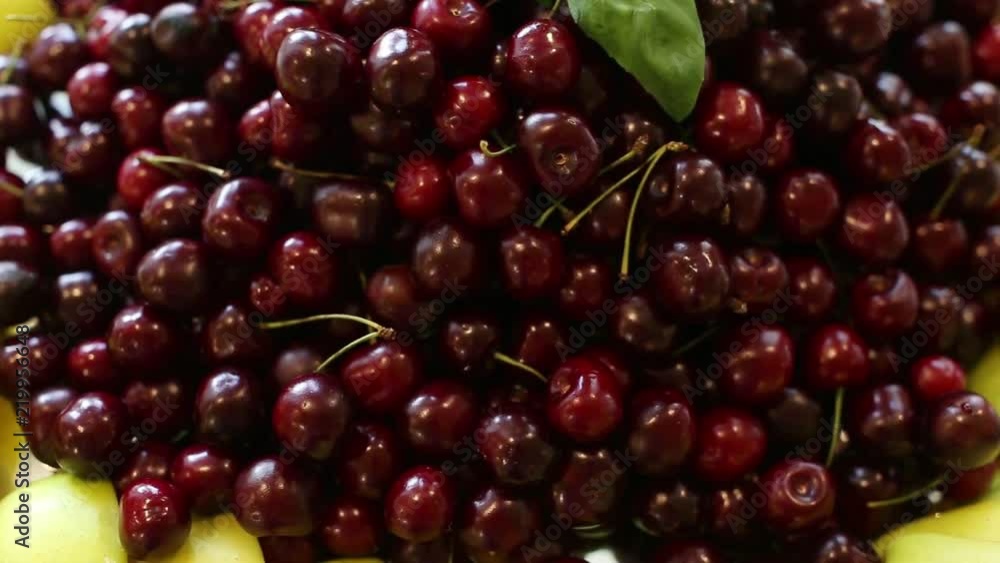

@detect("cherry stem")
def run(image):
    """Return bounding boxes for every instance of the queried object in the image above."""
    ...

[479,139,517,158]
[315,332,382,372]
[867,474,948,509]
[912,124,986,175]
[260,313,391,335]
[671,325,720,358]
[621,142,687,278]
[0,182,23,199]
[599,149,638,177]
[270,158,374,182]
[493,351,547,384]
[139,155,231,180]
[825,387,845,467]
[562,163,647,235]
[548,0,564,17]
[535,199,569,227]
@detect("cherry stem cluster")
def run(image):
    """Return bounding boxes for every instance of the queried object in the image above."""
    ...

[621,142,688,278]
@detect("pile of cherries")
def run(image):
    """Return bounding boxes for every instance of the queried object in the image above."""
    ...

[1,0,1000,561]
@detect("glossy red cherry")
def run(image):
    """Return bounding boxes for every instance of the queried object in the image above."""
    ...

[849,383,916,458]
[499,226,566,300]
[646,153,727,228]
[321,496,382,556]
[506,19,580,100]
[385,466,454,542]
[268,231,339,310]
[403,379,477,457]
[652,237,730,321]
[838,193,910,264]
[150,1,223,63]
[775,169,842,242]
[67,62,119,120]
[203,178,283,259]
[728,247,789,313]
[108,304,180,374]
[552,447,628,528]
[804,324,871,391]
[276,29,362,111]
[195,367,263,447]
[973,24,1000,82]
[694,82,767,165]
[652,540,726,563]
[170,443,238,514]
[760,460,836,533]
[451,149,530,228]
[693,407,767,484]
[519,108,601,198]
[910,356,967,403]
[633,480,702,539]
[433,76,506,150]
[925,391,1000,470]
[202,302,273,367]
[26,387,76,467]
[478,406,558,486]
[411,219,485,295]
[114,441,173,493]
[273,373,351,460]
[816,0,892,60]
[162,99,235,166]
[122,378,192,443]
[850,269,919,340]
[411,0,492,59]
[335,422,402,500]
[340,341,422,414]
[718,326,795,406]
[628,388,695,476]
[909,21,973,94]
[547,356,625,443]
[234,456,316,536]
[53,392,128,476]
[137,239,211,313]
[368,28,441,110]
[844,119,913,186]
[459,486,541,562]
[67,338,124,391]
[111,87,168,150]
[312,180,395,246]
[259,5,325,69]
[26,23,88,89]
[119,478,191,559]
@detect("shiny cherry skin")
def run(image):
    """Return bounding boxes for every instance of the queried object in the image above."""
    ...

[106,13,158,80]
[0,85,38,146]
[385,466,454,542]
[206,51,267,113]
[838,193,910,264]
[893,112,949,168]
[786,258,837,322]
[911,218,969,275]
[646,153,727,227]
[26,23,88,89]
[910,356,967,403]
[579,185,631,246]
[728,247,788,313]
[335,422,402,500]
[434,76,505,150]
[170,443,238,514]
[259,6,325,69]
[162,99,235,166]
[338,0,410,46]
[552,447,628,527]
[871,72,915,116]
[412,0,492,59]
[107,304,181,375]
[53,392,128,476]
[411,219,485,295]
[268,231,338,309]
[122,378,192,442]
[340,341,422,414]
[22,169,73,226]
[816,0,892,60]
[119,478,191,559]
[766,387,824,451]
[151,1,223,63]
[111,87,168,150]
[849,383,916,458]
[558,256,612,322]
[653,540,726,563]
[519,108,601,198]
[140,182,202,242]
[203,178,282,260]
[48,219,94,270]
[611,292,678,356]
[239,99,274,157]
[807,71,864,138]
[628,388,695,476]
[117,149,173,211]
[835,461,901,538]
[366,264,423,329]
[725,174,768,235]
[312,180,394,246]
[368,28,441,110]
[269,90,329,161]
[0,261,40,328]
[506,19,580,100]
[202,302,273,367]
[459,486,541,562]
[704,483,758,544]
[844,119,913,187]
[719,326,795,406]
[510,313,569,376]
[274,373,351,460]
[26,387,76,467]
[276,29,362,111]
[760,460,836,533]
[137,239,211,313]
[547,356,624,443]
[235,1,283,65]
[748,30,808,105]
[478,407,558,486]
[973,24,1000,82]
[499,226,565,300]
[403,379,477,457]
[439,310,500,374]
[949,461,999,503]
[234,456,316,536]
[633,480,702,538]
[67,62,119,120]
[652,237,730,321]
[321,496,383,556]
[694,82,767,165]
[804,324,871,391]
[694,407,767,484]
[451,149,530,228]
[393,158,452,223]
[349,100,418,154]
[0,225,42,265]
[850,269,918,339]
[926,391,1000,470]
[114,441,173,492]
[271,343,324,389]
[775,169,842,242]
[2,336,62,395]
[67,338,124,391]
[909,21,973,94]
[195,367,263,447]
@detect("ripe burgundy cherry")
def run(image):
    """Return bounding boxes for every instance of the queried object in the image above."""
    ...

[775,169,842,242]
[611,292,678,356]
[719,326,795,406]
[548,356,625,443]
[269,231,339,309]
[728,247,789,313]
[849,383,916,458]
[119,478,191,559]
[839,193,910,264]
[108,304,180,374]
[151,1,223,63]
[451,149,530,228]
[816,0,892,60]
[910,21,973,94]
[393,158,452,222]
[459,486,541,562]
[335,422,402,500]
[137,239,211,313]
[411,219,485,295]
[412,0,492,59]
[646,153,727,227]
[259,5,326,70]
[276,29,362,111]
[274,373,352,460]
[162,99,235,166]
[403,379,478,456]
[805,324,871,391]
[694,82,766,164]
[761,460,836,533]
[478,406,558,486]
[67,62,119,120]
[652,236,730,321]
[506,19,580,100]
[628,388,695,476]
[114,442,173,492]
[694,407,767,484]
[368,28,441,110]
[519,108,601,198]
[925,391,1000,470]
[807,71,864,138]
[340,341,423,413]
[26,387,76,467]
[112,87,168,150]
[26,23,88,89]
[385,466,455,542]
[312,180,395,246]
[552,447,628,528]
[234,456,316,536]
[170,444,238,513]
[434,76,505,150]
[203,178,282,259]
[850,269,919,339]
[499,227,565,300]
[67,338,124,391]
[53,392,128,476]
[321,496,383,556]
[195,367,263,447]
[910,356,967,403]
[633,480,702,538]
[724,174,767,233]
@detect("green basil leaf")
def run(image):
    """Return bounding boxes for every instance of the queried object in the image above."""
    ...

[568,0,705,121]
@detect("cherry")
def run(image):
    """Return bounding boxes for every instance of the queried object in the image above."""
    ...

[804,324,871,391]
[634,480,702,538]
[67,62,119,120]
[775,169,842,242]
[940,80,1000,135]
[137,239,211,313]
[273,373,351,460]
[871,72,915,117]
[760,460,836,534]
[816,0,892,60]
[459,486,542,561]
[107,14,159,80]
[109,302,181,373]
[195,367,264,448]
[434,76,506,150]
[973,24,1000,82]
[339,0,411,48]
[53,392,128,476]
[67,338,124,391]
[268,231,339,310]
[412,0,492,59]
[836,461,901,538]
[838,193,910,264]
[412,219,485,295]
[611,292,678,356]
[916,285,966,355]
[0,85,38,146]
[276,29,362,111]
[910,356,967,403]
[646,153,727,227]
[848,383,916,458]
[122,378,192,442]
[479,406,558,486]
[909,21,973,94]
[911,218,969,275]
[151,2,223,63]
[162,99,235,166]
[893,112,949,168]
[234,456,316,536]
[0,261,40,328]
[728,247,789,313]
[239,99,274,158]
[949,461,998,503]
[203,302,273,367]
[365,264,422,329]
[385,466,454,542]
[26,387,76,467]
[552,447,628,528]
[926,391,1000,470]
[50,119,120,184]
[719,326,795,405]
[335,422,402,500]
[628,388,695,476]
[851,271,919,344]
[812,532,880,563]
[26,23,88,89]
[653,540,726,563]
[694,82,767,164]
[139,183,202,242]
[652,236,731,321]
[694,407,767,484]
[0,55,27,87]
[0,171,24,224]
[519,108,602,198]
[111,87,168,151]
[206,51,266,114]
[235,1,283,65]
[367,28,441,110]
[807,71,863,138]
[203,178,282,259]
[506,19,580,100]
[548,356,625,443]
[499,226,565,300]
[114,441,173,492]
[22,170,73,226]
[558,256,612,322]
[394,158,452,222]
[119,478,191,559]
[312,180,395,246]
[438,310,500,374]
[171,443,238,513]
[48,220,92,272]
[451,148,530,228]
[845,119,913,187]
[704,483,758,544]
[270,90,332,162]
[403,379,477,457]
[2,336,62,396]
[260,6,326,70]
[748,30,809,105]
[259,536,316,563]
[340,341,422,413]
[696,0,750,42]
[0,224,42,265]
[321,496,383,556]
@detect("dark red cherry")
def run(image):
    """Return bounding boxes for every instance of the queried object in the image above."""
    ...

[111,87,168,151]
[234,456,316,536]
[510,313,568,377]
[26,387,76,467]
[365,264,423,329]
[693,407,767,484]
[394,158,452,222]
[26,23,87,89]
[760,460,836,533]
[911,218,969,275]
[411,219,485,295]
[312,180,395,246]
[646,153,727,227]
[0,262,39,328]
[775,169,842,242]
[611,293,678,356]
[162,99,235,166]
[628,388,695,476]
[203,178,282,260]
[270,90,328,162]
[558,256,612,322]
[719,326,795,406]
[151,2,223,63]
[53,392,128,476]
[239,99,274,158]
[137,239,211,313]
[478,406,558,486]
[696,0,749,41]
[973,24,1000,82]
[114,441,173,492]
[195,367,263,447]
[519,108,601,198]
[335,422,402,500]
[893,112,949,169]
[106,13,158,80]
[0,85,38,147]
[259,5,325,70]
[552,448,628,528]
[412,0,492,59]
[259,536,316,563]
[451,149,530,228]
[652,237,730,321]
[117,149,173,211]
[385,466,454,542]
[391,536,452,563]
[321,496,382,556]
[22,169,73,226]
[340,341,422,414]
[268,231,339,309]
[848,383,916,458]
[850,269,919,339]
[367,28,441,110]
[870,72,915,117]
[439,311,500,374]
[506,19,580,100]
[202,302,273,367]
[276,29,362,111]
[747,30,808,105]
[50,120,120,183]
[805,324,871,391]
[694,82,766,165]
[766,387,823,450]
[786,257,837,322]
[926,391,1000,470]
[271,343,324,390]
[206,51,267,113]
[704,483,758,544]
[459,486,541,562]
[171,443,238,514]
[949,461,998,503]
[122,378,192,442]
[816,0,892,60]
[339,0,410,48]
[838,193,910,264]
[1,335,62,396]
[119,478,191,559]
[910,356,967,403]
[728,247,788,313]
[813,532,883,563]
[67,338,124,391]
[0,224,42,265]
[433,76,505,150]
[807,70,864,138]
[835,461,901,538]
[67,62,119,120]
[273,373,351,460]
[139,183,202,242]
[403,379,477,457]
[235,1,283,65]
[633,480,702,538]
[547,356,624,443]
[845,119,913,187]
[909,21,973,94]
[108,304,180,374]
[499,226,565,300]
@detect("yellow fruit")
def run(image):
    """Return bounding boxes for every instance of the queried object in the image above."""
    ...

[0,398,56,499]
[969,344,1000,411]
[0,472,127,563]
[882,533,1000,563]
[148,513,264,563]
[0,0,56,53]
